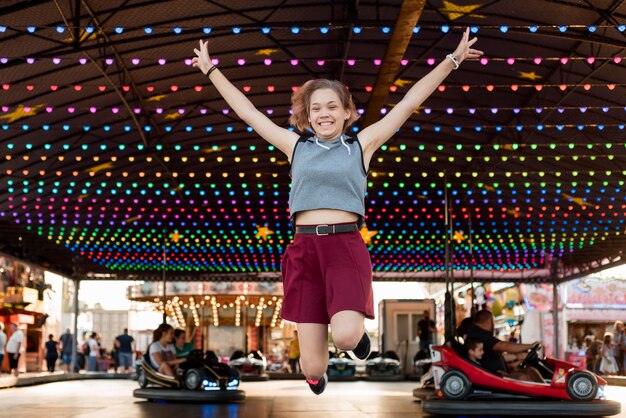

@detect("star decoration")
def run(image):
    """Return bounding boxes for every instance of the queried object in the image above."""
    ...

[256,49,279,56]
[507,208,522,216]
[562,193,593,208]
[64,29,104,43]
[85,162,114,173]
[360,225,378,245]
[0,104,44,123]
[256,225,274,241]
[518,71,542,81]
[394,79,413,87]
[438,1,485,21]
[146,94,169,102]
[170,232,181,243]
[453,230,466,244]
[388,102,421,114]
[204,146,225,154]
[164,112,182,120]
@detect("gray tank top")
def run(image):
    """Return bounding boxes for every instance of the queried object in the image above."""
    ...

[289,134,367,224]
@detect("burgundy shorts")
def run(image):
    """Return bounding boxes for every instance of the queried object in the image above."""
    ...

[280,227,375,324]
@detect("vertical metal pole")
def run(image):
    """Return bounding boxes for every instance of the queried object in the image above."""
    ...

[200,305,205,350]
[71,278,80,373]
[443,174,455,343]
[553,279,559,359]
[162,245,167,324]
[242,304,247,352]
[469,213,475,313]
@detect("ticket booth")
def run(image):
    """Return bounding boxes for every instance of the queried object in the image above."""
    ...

[378,299,436,374]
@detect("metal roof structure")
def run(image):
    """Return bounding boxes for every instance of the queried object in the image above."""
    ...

[1,0,625,283]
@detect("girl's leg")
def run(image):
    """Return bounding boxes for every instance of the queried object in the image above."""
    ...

[297,323,328,380]
[330,310,365,351]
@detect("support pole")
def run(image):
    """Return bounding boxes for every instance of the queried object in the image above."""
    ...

[162,245,167,324]
[469,213,475,314]
[553,278,559,359]
[444,174,455,343]
[71,278,80,373]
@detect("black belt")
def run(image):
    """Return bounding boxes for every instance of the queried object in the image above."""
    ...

[295,223,359,236]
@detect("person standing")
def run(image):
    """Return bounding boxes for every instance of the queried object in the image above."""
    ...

[44,334,59,372]
[114,328,135,373]
[417,310,436,353]
[288,330,301,374]
[6,323,24,377]
[86,332,100,372]
[59,328,74,373]
[192,28,482,396]
[0,322,6,375]
[613,321,625,375]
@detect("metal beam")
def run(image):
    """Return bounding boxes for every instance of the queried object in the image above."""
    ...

[361,0,426,128]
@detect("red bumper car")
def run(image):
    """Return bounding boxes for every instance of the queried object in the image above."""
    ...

[422,343,621,416]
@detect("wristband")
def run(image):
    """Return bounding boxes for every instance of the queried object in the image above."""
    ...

[446,53,460,70]
[206,66,218,77]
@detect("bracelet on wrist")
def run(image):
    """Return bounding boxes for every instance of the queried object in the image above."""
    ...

[446,53,460,70]
[206,66,218,77]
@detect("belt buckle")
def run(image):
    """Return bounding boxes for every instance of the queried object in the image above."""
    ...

[315,224,329,236]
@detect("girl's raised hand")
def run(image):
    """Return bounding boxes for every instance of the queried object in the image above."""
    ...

[192,40,212,75]
[452,27,484,64]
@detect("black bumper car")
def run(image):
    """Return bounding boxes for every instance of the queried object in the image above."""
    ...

[363,350,404,381]
[134,349,245,402]
[229,350,269,381]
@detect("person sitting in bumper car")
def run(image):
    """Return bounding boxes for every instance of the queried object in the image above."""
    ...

[466,310,543,383]
[149,324,186,377]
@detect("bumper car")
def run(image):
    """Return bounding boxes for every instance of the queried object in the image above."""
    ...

[134,349,245,402]
[327,350,357,381]
[363,351,404,381]
[422,343,621,416]
[410,348,432,379]
[229,350,269,381]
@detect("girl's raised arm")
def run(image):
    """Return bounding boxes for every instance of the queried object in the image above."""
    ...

[193,40,299,157]
[359,28,483,157]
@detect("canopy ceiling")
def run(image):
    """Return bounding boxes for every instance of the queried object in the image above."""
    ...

[1,0,625,283]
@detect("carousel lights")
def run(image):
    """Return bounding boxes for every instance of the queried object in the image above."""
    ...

[0,23,624,34]
[0,54,623,68]
[270,299,282,327]
[9,103,624,116]
[190,296,200,327]
[0,80,623,93]
[211,297,219,326]
[254,297,265,327]
[0,121,624,134]
[235,298,241,327]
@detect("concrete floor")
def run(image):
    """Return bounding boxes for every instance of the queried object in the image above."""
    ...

[1,379,625,418]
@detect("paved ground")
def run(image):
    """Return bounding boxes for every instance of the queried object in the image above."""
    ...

[0,379,625,418]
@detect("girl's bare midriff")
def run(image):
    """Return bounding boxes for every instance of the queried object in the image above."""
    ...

[295,208,359,226]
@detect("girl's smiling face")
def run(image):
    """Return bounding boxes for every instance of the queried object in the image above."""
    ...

[308,88,349,140]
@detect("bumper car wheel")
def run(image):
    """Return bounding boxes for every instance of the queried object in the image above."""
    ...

[137,368,148,388]
[440,370,472,400]
[566,370,598,401]
[184,369,201,390]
